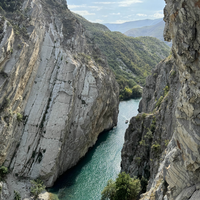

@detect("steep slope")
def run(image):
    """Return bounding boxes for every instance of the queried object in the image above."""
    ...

[125,21,172,47]
[121,0,200,199]
[0,0,119,199]
[73,14,170,100]
[104,18,163,33]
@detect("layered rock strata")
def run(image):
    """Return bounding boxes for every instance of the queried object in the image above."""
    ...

[121,0,200,199]
[0,0,119,198]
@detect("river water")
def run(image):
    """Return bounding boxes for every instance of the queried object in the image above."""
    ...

[49,99,140,200]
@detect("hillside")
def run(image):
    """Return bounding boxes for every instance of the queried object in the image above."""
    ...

[73,14,170,100]
[124,21,172,47]
[104,18,163,33]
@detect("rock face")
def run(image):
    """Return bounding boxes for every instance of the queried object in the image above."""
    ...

[121,0,200,199]
[0,0,119,196]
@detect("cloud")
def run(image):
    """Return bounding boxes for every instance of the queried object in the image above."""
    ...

[68,5,102,11]
[72,10,95,16]
[112,20,128,24]
[111,12,121,15]
[94,2,115,4]
[91,19,104,23]
[152,10,164,18]
[68,5,86,9]
[119,0,143,7]
[94,0,142,7]
[137,13,147,17]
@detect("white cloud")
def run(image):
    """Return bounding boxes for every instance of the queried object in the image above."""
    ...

[119,0,143,7]
[113,20,129,24]
[68,5,86,9]
[72,10,95,16]
[94,2,115,4]
[91,19,104,23]
[111,12,121,15]
[152,10,164,18]
[137,13,147,17]
[68,5,102,11]
[94,0,142,7]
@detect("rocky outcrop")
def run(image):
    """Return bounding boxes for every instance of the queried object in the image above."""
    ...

[0,0,119,198]
[121,0,200,199]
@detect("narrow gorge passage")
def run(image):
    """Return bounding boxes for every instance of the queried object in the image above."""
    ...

[49,99,140,200]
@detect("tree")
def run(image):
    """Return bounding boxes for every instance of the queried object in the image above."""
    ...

[115,172,141,200]
[101,172,141,200]
[101,180,116,200]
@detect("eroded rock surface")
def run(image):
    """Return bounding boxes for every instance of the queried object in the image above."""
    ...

[0,0,119,198]
[121,0,200,199]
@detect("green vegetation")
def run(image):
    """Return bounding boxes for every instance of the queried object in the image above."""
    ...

[155,96,163,108]
[0,166,8,181]
[164,86,169,96]
[150,116,156,132]
[101,172,141,200]
[170,70,176,77]
[145,129,153,139]
[17,113,23,121]
[30,179,46,199]
[73,13,170,100]
[151,141,161,154]
[0,0,24,12]
[119,85,142,100]
[165,139,169,147]
[14,190,21,200]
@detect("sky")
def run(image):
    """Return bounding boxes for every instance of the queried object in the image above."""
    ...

[67,0,166,24]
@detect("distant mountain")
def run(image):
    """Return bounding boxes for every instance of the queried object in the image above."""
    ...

[104,18,163,33]
[73,13,170,100]
[124,21,172,47]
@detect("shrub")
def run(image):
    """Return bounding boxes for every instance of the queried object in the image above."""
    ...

[0,166,8,181]
[141,113,146,119]
[164,86,169,96]
[145,129,153,139]
[135,115,140,121]
[14,190,21,200]
[30,179,46,199]
[17,113,23,121]
[165,139,169,147]
[155,96,163,108]
[170,70,176,77]
[139,139,146,146]
[151,141,161,154]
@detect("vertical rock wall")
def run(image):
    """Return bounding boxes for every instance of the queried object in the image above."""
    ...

[0,0,119,195]
[122,0,200,199]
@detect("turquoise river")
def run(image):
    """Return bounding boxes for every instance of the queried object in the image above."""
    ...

[49,99,140,200]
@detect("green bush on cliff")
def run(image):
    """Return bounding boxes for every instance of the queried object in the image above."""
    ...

[0,166,8,181]
[14,190,21,200]
[30,179,46,199]
[101,172,141,200]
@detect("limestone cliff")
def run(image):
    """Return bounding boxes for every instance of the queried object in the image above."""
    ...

[0,0,119,199]
[121,0,200,199]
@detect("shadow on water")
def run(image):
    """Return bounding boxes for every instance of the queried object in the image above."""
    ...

[48,129,111,193]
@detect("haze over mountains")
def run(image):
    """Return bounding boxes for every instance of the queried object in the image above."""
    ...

[104,19,172,47]
[104,18,163,33]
